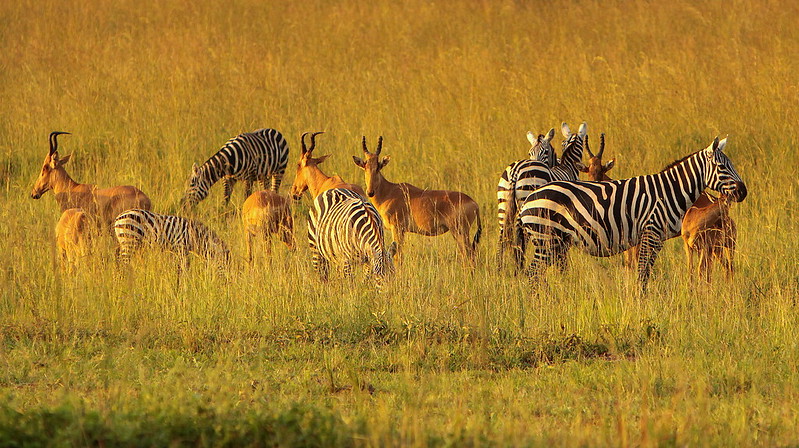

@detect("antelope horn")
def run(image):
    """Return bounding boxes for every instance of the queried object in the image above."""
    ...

[598,133,606,158]
[309,131,324,153]
[49,131,71,156]
[300,132,309,155]
[362,136,370,155]
[584,134,595,158]
[376,136,383,156]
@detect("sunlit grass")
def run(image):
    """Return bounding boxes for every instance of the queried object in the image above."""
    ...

[1,0,799,445]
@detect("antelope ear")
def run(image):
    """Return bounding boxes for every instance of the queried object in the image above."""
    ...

[575,161,588,173]
[561,122,571,138]
[57,153,72,166]
[717,137,728,152]
[316,154,331,164]
[380,156,391,168]
[545,128,555,142]
[604,159,615,171]
[352,156,365,168]
[526,131,537,146]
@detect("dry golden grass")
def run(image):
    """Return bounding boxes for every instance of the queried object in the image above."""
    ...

[1,0,799,445]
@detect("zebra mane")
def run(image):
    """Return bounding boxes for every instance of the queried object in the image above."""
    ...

[660,150,700,172]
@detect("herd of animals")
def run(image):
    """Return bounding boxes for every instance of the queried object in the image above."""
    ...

[29,123,747,292]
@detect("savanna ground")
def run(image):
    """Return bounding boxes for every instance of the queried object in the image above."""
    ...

[1,0,799,446]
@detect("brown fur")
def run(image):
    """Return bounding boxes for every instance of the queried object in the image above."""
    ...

[242,190,295,262]
[353,136,482,265]
[289,132,366,200]
[682,194,737,282]
[30,133,151,228]
[55,208,93,268]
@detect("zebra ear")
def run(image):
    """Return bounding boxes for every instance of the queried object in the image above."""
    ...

[352,156,365,168]
[527,131,537,146]
[545,128,555,142]
[578,122,588,137]
[192,163,200,176]
[717,137,728,152]
[561,122,571,138]
[704,137,719,157]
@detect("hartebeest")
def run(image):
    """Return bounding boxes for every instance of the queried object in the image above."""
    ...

[290,132,366,200]
[682,193,737,282]
[30,132,152,228]
[55,208,93,269]
[352,136,482,264]
[242,190,295,263]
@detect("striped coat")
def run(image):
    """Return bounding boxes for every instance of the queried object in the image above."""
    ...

[183,128,289,207]
[496,124,587,271]
[308,188,394,288]
[519,137,747,290]
[114,209,230,276]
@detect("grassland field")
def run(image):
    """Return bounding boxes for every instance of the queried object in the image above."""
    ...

[1,0,799,446]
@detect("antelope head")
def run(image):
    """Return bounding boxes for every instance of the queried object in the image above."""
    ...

[576,133,615,181]
[31,131,72,199]
[290,131,329,200]
[352,136,389,198]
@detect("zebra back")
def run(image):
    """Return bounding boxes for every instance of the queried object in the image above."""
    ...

[183,128,289,206]
[308,188,393,286]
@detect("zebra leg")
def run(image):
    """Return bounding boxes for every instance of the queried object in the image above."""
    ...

[512,220,527,274]
[342,260,354,279]
[222,176,237,205]
[526,243,556,288]
[270,171,283,192]
[312,251,329,282]
[636,229,664,292]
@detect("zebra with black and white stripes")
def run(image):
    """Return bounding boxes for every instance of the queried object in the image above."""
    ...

[114,209,230,277]
[308,188,395,289]
[182,128,289,208]
[519,137,747,290]
[496,123,588,271]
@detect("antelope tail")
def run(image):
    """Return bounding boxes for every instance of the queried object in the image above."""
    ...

[473,207,483,251]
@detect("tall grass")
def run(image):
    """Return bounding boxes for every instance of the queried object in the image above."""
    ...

[1,0,799,445]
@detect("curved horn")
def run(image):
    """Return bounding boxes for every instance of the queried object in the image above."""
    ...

[375,136,383,156]
[309,131,324,153]
[49,131,71,156]
[300,132,309,155]
[584,134,595,158]
[598,133,606,158]
[362,136,370,155]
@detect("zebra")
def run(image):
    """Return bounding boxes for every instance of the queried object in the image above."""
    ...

[114,209,230,277]
[496,122,588,272]
[519,136,747,291]
[308,187,395,289]
[182,128,289,208]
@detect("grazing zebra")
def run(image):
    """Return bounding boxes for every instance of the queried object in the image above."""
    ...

[182,128,289,208]
[519,137,747,291]
[496,123,588,271]
[308,187,395,289]
[114,209,230,277]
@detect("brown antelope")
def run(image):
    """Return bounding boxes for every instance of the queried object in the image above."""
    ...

[30,132,152,228]
[290,131,366,200]
[242,190,295,263]
[55,208,93,268]
[682,193,737,282]
[352,136,482,264]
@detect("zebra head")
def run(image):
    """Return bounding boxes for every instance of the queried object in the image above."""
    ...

[703,137,747,202]
[527,128,557,168]
[181,163,210,209]
[290,131,328,200]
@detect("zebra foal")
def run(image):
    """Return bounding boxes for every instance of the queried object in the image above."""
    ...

[114,209,230,277]
[519,137,747,291]
[182,128,289,208]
